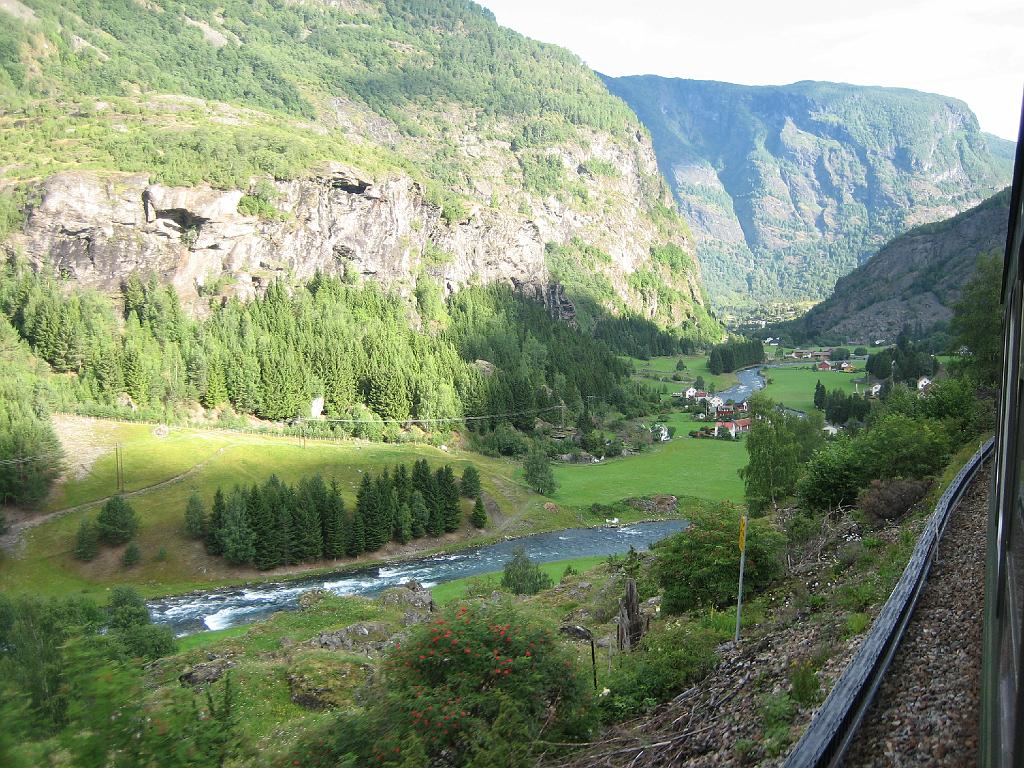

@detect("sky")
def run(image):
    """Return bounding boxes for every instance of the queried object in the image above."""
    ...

[481,0,1024,140]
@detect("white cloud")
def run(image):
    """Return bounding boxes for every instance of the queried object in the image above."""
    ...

[481,0,1023,139]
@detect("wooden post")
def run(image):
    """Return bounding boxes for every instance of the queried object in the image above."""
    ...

[617,578,644,652]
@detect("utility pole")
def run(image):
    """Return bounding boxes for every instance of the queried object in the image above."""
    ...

[735,514,747,643]
[114,443,125,493]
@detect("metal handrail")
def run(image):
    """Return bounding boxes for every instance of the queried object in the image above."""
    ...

[783,437,995,768]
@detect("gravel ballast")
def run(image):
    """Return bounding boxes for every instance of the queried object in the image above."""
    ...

[844,467,990,767]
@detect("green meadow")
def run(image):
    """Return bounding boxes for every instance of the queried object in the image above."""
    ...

[761,366,863,413]
[552,436,746,507]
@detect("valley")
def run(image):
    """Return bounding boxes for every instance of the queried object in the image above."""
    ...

[0,0,1016,766]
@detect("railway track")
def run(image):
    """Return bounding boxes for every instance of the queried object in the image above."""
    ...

[783,438,993,768]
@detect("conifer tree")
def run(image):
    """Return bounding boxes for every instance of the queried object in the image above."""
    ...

[322,481,346,559]
[97,495,139,545]
[184,491,207,540]
[471,496,487,529]
[205,487,226,555]
[348,505,366,556]
[396,503,413,544]
[427,495,445,538]
[121,542,141,568]
[74,517,99,561]
[409,490,428,539]
[221,488,255,566]
[460,465,481,498]
[248,484,278,570]
[436,465,461,532]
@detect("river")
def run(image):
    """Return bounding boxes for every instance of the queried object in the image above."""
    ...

[714,366,766,403]
[149,519,689,636]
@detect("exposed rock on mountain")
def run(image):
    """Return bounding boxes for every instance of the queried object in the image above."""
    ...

[787,189,1010,342]
[0,0,717,337]
[602,76,1013,311]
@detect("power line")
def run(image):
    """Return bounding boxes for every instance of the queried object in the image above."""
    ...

[310,404,566,426]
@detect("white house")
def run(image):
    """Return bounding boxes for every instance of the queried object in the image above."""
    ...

[868,383,883,397]
[685,386,698,399]
[708,395,724,410]
[917,376,933,392]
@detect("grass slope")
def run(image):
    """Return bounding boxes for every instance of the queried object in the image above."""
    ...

[552,437,745,507]
[2,416,748,599]
[762,367,861,414]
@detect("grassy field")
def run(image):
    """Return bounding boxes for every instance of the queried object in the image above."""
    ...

[762,366,863,413]
[430,555,607,605]
[1,418,557,600]
[2,413,746,600]
[552,436,746,507]
[628,355,739,394]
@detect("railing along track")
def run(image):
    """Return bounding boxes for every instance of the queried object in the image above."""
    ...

[783,437,995,768]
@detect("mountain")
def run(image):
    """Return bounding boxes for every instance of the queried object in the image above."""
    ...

[0,0,718,341]
[783,188,1010,343]
[601,76,1013,313]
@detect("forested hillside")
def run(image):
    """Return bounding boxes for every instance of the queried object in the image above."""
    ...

[602,76,1012,313]
[783,189,1010,344]
[0,0,717,334]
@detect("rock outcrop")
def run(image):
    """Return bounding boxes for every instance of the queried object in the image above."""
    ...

[788,188,1010,342]
[602,76,1013,309]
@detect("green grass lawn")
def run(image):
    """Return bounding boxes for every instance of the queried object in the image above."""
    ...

[627,355,739,393]
[552,436,746,507]
[761,366,862,413]
[430,555,607,605]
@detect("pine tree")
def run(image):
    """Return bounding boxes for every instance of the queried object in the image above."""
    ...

[471,496,487,529]
[206,487,226,555]
[427,495,445,537]
[121,542,141,568]
[409,490,428,539]
[322,481,346,559]
[396,503,413,544]
[436,465,461,533]
[221,488,255,566]
[74,517,99,561]
[97,495,139,545]
[356,473,380,550]
[248,483,278,570]
[460,465,481,498]
[203,357,228,408]
[184,491,207,539]
[348,504,366,556]
[813,380,826,410]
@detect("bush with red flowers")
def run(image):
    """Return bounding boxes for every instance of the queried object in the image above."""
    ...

[288,601,595,767]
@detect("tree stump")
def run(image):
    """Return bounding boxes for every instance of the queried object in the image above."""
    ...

[617,578,644,652]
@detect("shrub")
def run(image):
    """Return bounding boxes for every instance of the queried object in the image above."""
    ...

[96,495,139,545]
[761,692,796,757]
[654,505,786,613]
[600,622,719,720]
[789,659,820,707]
[120,543,140,568]
[320,603,595,766]
[501,547,552,595]
[857,478,931,523]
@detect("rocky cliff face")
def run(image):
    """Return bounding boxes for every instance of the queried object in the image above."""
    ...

[788,189,1010,342]
[11,122,708,328]
[602,76,1013,312]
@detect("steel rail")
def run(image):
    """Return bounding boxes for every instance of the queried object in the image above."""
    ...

[783,436,995,768]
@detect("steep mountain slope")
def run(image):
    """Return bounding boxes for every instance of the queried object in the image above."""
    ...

[601,76,1013,312]
[786,188,1010,343]
[0,0,718,339]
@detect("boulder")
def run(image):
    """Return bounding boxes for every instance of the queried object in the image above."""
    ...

[179,658,233,687]
[379,580,435,615]
[308,620,394,655]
